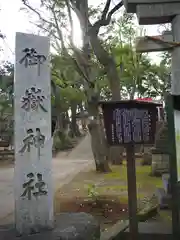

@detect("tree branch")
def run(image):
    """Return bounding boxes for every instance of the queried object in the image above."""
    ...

[29,21,62,49]
[64,0,74,45]
[101,0,111,21]
[91,0,123,35]
[22,0,54,27]
[107,1,123,20]
[22,0,98,88]
[50,5,67,52]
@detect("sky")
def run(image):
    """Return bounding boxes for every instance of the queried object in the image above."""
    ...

[0,0,161,63]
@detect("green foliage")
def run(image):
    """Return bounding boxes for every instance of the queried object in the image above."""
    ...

[0,62,14,141]
[0,5,170,152]
[103,10,170,100]
[87,184,99,201]
[0,62,13,115]
[53,129,74,151]
[103,164,162,188]
[22,1,170,106]
[51,54,86,112]
[98,39,169,100]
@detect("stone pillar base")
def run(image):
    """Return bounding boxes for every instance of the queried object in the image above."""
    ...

[151,149,169,176]
[0,213,100,240]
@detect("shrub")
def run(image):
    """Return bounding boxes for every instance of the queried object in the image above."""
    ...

[53,129,74,152]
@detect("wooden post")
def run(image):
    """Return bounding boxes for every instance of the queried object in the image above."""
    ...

[126,144,138,240]
[14,32,53,235]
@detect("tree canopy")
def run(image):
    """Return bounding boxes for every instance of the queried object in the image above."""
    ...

[0,0,170,171]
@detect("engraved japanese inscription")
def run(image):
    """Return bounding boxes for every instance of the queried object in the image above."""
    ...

[19,48,46,76]
[21,172,48,200]
[21,87,47,112]
[101,101,158,145]
[14,33,53,234]
[19,128,45,159]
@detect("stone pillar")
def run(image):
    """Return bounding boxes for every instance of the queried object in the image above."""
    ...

[156,173,172,209]
[141,144,152,166]
[151,123,169,176]
[14,32,53,235]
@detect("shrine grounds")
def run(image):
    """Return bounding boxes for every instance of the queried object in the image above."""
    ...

[54,159,172,231]
[0,134,172,234]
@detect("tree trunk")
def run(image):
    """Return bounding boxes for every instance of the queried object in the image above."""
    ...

[70,102,81,137]
[89,126,111,172]
[129,84,136,100]
[87,101,111,172]
[52,118,56,137]
[78,103,88,131]
[71,102,77,136]
[54,110,68,138]
[56,113,63,130]
[75,0,111,172]
[62,112,67,129]
[89,33,121,100]
[89,33,124,165]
